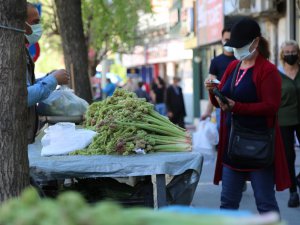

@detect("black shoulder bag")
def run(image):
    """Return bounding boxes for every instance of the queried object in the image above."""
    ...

[227,62,275,168]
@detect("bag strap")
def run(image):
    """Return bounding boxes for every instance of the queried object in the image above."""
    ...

[230,61,242,95]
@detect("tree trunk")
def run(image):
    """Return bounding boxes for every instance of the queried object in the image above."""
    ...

[0,0,29,201]
[55,0,93,103]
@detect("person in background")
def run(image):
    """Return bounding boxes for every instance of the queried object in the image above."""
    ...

[205,17,290,214]
[123,76,138,92]
[166,76,186,128]
[151,76,167,116]
[102,78,116,97]
[26,2,69,143]
[134,81,150,102]
[277,40,300,207]
[201,28,236,131]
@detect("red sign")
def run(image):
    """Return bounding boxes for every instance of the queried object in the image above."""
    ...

[197,0,223,45]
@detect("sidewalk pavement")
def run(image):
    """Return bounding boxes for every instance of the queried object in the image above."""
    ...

[191,147,300,225]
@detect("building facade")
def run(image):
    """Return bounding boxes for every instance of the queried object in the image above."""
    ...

[122,0,300,124]
[193,0,300,122]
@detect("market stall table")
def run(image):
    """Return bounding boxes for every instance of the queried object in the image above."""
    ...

[28,139,203,208]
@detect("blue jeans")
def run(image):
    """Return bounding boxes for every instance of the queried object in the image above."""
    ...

[155,103,167,116]
[216,108,221,131]
[221,166,279,214]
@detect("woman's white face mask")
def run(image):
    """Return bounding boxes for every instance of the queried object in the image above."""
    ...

[233,39,256,60]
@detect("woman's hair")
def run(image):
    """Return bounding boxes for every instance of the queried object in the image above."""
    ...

[257,37,270,59]
[151,76,165,89]
[157,76,165,87]
[279,40,300,65]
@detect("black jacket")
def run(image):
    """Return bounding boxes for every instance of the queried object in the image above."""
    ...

[166,85,186,118]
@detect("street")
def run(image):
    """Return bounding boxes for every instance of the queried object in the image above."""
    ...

[191,147,300,225]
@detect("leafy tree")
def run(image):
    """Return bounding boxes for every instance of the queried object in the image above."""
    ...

[33,0,151,101]
[55,0,92,103]
[0,0,29,201]
[82,0,152,73]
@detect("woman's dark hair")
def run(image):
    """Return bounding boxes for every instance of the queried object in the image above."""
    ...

[257,36,270,59]
[138,81,144,88]
[157,76,165,87]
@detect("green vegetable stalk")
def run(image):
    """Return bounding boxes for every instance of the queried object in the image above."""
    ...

[73,89,192,155]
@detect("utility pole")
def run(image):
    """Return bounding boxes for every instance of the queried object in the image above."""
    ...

[287,0,296,40]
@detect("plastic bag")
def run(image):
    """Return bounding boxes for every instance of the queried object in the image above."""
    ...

[166,169,200,205]
[192,119,219,159]
[41,122,97,156]
[37,86,89,116]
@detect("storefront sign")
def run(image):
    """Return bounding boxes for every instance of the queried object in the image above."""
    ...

[146,41,192,64]
[197,0,223,46]
[146,43,168,63]
[122,46,145,67]
[184,36,197,49]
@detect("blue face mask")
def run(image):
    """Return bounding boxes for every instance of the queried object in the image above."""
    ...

[25,23,43,44]
[233,39,256,60]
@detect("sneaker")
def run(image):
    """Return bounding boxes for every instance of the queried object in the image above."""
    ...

[288,192,300,208]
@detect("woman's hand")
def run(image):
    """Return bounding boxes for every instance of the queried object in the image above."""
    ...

[215,96,235,112]
[204,76,219,92]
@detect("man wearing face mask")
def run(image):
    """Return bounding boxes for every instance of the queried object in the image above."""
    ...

[26,2,70,143]
[277,40,300,207]
[201,28,235,131]
[204,17,290,214]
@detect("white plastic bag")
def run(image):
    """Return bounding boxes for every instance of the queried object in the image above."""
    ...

[41,122,97,156]
[192,119,219,158]
[37,86,89,116]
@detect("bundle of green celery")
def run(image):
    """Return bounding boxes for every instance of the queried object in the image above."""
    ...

[72,88,191,155]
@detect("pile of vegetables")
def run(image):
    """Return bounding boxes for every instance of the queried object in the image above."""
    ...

[0,188,283,225]
[72,89,191,155]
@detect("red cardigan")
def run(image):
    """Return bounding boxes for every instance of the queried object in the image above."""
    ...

[209,54,291,191]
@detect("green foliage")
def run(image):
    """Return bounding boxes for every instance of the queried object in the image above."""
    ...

[82,0,152,59]
[35,35,64,74]
[0,187,284,225]
[30,0,151,73]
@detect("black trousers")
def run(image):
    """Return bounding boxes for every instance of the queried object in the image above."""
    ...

[280,125,300,193]
[170,116,185,129]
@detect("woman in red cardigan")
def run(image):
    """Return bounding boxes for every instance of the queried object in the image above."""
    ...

[205,18,291,214]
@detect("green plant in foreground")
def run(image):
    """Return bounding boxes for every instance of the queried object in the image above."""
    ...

[0,188,284,225]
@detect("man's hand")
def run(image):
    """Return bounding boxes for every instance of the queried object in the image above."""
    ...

[167,111,173,118]
[52,69,70,85]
